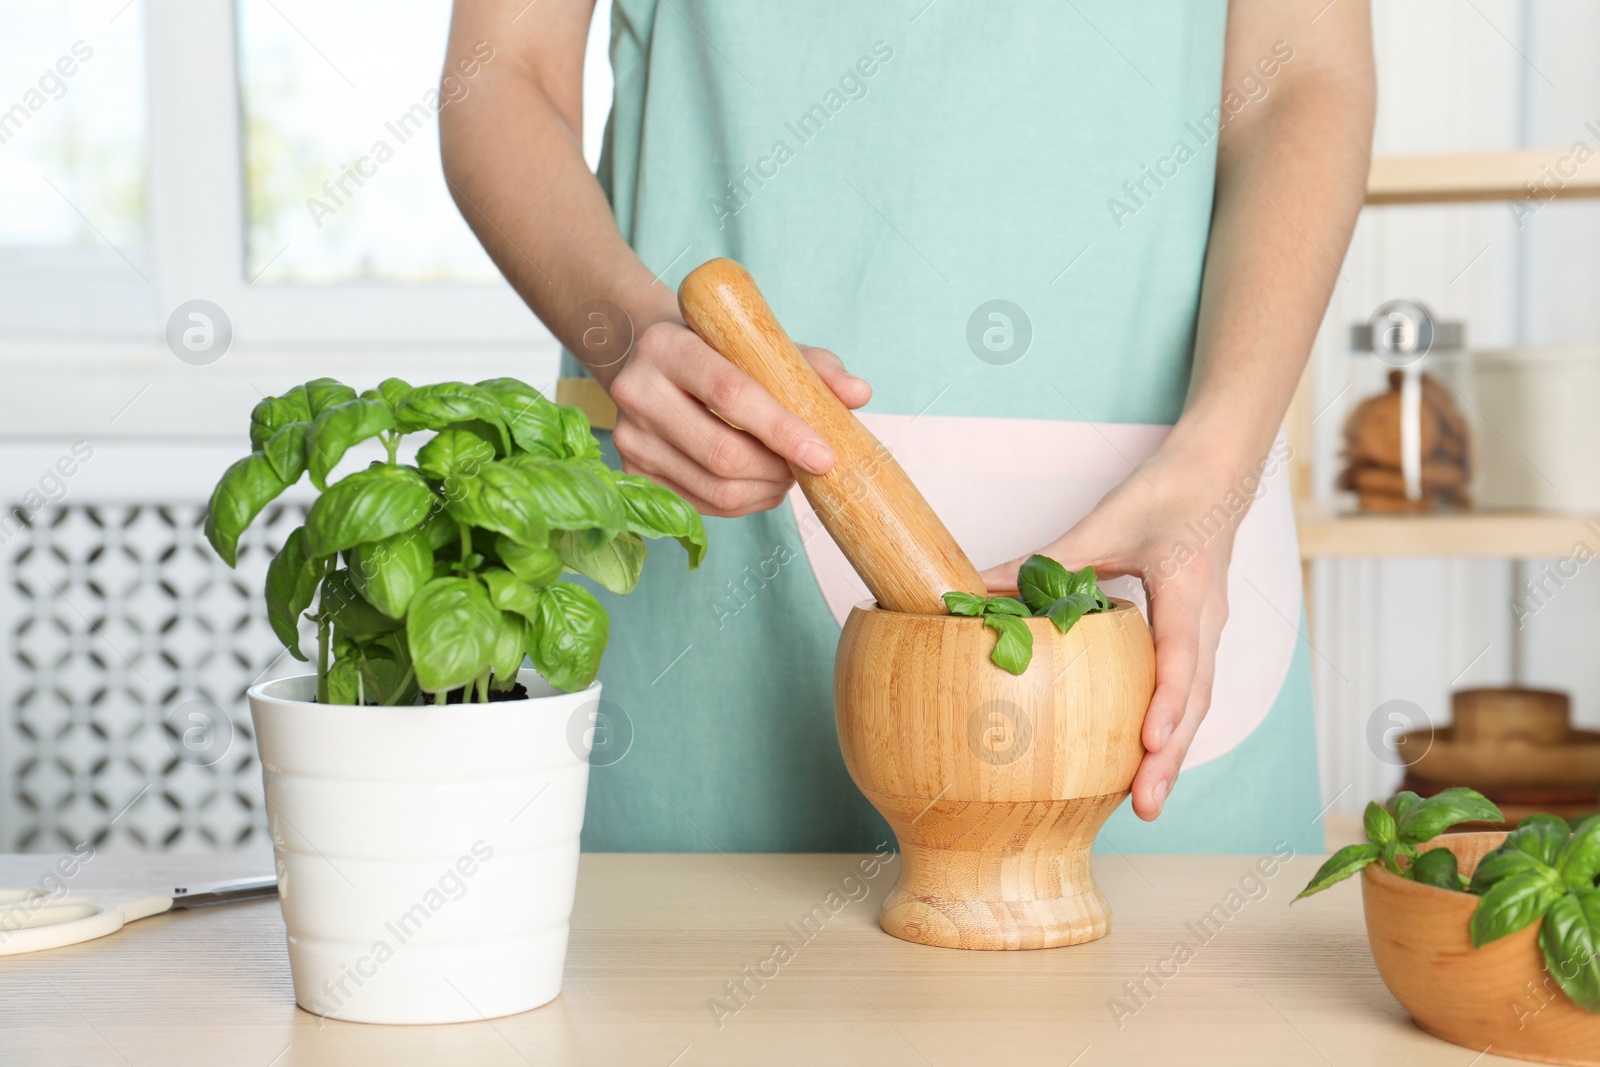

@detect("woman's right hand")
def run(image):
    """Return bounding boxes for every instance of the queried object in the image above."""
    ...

[607,321,872,517]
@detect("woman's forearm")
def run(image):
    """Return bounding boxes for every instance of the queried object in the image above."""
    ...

[1163,0,1376,490]
[440,0,676,386]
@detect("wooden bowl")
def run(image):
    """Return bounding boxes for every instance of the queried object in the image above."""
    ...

[834,598,1154,950]
[1362,831,1600,1065]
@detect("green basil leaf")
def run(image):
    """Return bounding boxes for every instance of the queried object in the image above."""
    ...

[1017,554,1073,615]
[374,377,412,413]
[477,378,566,459]
[249,386,311,450]
[304,464,436,558]
[264,526,318,659]
[1470,846,1551,895]
[1044,591,1097,635]
[1380,840,1408,875]
[264,421,310,484]
[1295,842,1382,901]
[488,609,528,686]
[307,397,396,490]
[1513,813,1573,868]
[204,452,293,567]
[444,464,550,548]
[479,566,541,621]
[529,581,609,691]
[322,568,404,642]
[325,651,361,705]
[419,502,458,551]
[394,382,511,453]
[495,536,563,587]
[1385,791,1423,824]
[1070,564,1112,610]
[305,378,358,417]
[557,404,602,460]
[497,456,626,537]
[346,530,433,619]
[612,473,707,569]
[981,596,1031,617]
[943,591,986,616]
[555,529,645,595]
[1365,800,1398,846]
[1470,868,1566,947]
[1408,847,1461,890]
[406,576,496,694]
[1559,815,1600,889]
[416,427,497,482]
[361,632,418,706]
[1539,889,1600,1012]
[982,613,1033,675]
[1395,786,1503,844]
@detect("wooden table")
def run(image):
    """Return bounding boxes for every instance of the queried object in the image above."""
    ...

[1,849,1525,1066]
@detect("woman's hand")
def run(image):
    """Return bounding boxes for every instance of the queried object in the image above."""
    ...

[978,451,1241,821]
[608,321,872,517]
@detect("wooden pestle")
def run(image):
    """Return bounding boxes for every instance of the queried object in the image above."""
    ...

[678,258,986,615]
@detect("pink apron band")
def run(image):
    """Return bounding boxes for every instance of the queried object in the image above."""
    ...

[786,412,1301,772]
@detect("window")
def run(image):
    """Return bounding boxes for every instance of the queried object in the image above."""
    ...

[0,0,149,333]
[0,1,609,348]
[236,0,499,285]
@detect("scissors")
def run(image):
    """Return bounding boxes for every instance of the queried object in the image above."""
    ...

[0,875,278,956]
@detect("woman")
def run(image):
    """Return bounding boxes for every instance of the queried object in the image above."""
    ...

[441,0,1374,854]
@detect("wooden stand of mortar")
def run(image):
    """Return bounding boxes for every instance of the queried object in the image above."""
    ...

[680,259,1155,950]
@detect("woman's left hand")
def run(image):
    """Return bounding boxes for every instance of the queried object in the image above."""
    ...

[978,451,1242,822]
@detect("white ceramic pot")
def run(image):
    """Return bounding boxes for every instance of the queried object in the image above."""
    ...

[247,668,596,1025]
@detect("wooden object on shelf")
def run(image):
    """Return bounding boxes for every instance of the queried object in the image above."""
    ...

[834,599,1154,950]
[1396,686,1600,797]
[678,257,985,614]
[1453,686,1571,745]
[1362,831,1600,1066]
[1367,148,1600,206]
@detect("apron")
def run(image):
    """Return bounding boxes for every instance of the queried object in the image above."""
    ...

[569,0,1325,855]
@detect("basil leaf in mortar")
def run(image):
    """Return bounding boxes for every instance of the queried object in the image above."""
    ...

[982,613,1032,675]
[1018,554,1073,615]
[942,591,986,616]
[981,597,1031,618]
[1044,591,1097,635]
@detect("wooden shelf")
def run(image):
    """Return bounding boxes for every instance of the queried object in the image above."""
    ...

[1298,503,1600,558]
[1367,148,1600,205]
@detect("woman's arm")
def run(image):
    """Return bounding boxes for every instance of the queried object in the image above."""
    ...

[982,0,1375,819]
[440,0,868,516]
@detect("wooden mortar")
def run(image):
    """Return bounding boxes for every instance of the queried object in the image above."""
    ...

[680,259,1155,950]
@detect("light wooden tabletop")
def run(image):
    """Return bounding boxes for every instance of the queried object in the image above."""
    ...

[0,848,1524,1066]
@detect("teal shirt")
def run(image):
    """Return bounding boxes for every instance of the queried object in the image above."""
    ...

[568,1,1326,856]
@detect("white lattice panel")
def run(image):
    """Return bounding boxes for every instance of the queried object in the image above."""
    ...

[2,501,307,852]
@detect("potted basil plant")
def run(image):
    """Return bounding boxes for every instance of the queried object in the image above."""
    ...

[209,377,704,1024]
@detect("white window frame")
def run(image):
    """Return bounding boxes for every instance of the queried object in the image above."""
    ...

[144,0,550,348]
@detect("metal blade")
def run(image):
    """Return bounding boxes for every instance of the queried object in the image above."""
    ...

[167,875,278,909]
